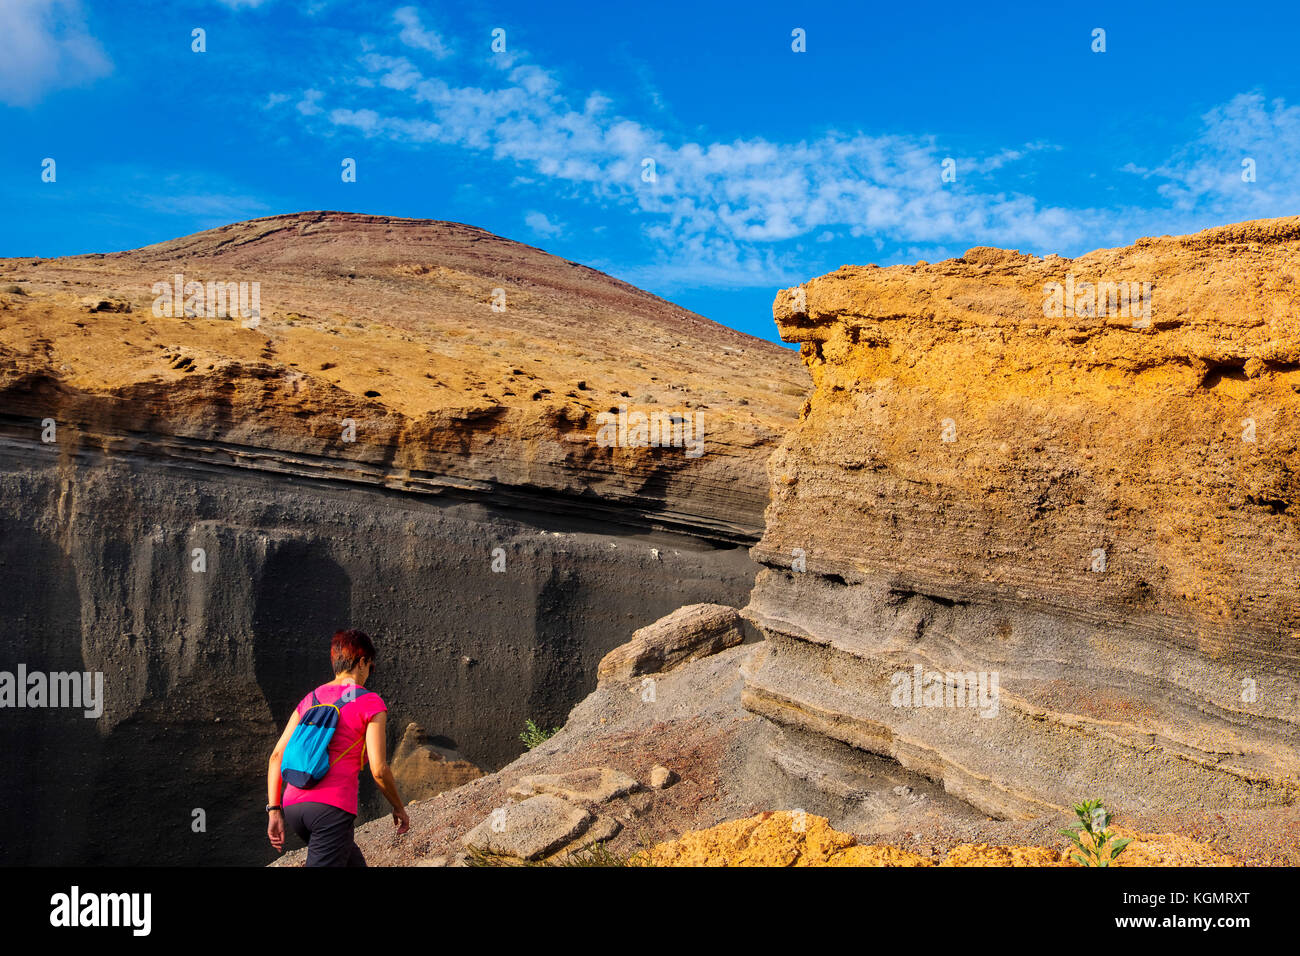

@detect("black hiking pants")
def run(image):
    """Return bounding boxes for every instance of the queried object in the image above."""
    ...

[285,801,366,867]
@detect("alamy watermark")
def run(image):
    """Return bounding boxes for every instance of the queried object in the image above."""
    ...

[1042,275,1151,328]
[890,665,1000,718]
[50,886,150,936]
[0,666,103,718]
[152,273,261,326]
[595,404,705,458]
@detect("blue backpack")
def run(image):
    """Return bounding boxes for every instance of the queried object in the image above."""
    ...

[281,687,371,788]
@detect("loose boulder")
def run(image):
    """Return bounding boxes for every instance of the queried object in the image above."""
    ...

[461,795,593,861]
[597,603,747,681]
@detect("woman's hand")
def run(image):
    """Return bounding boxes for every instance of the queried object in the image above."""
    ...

[268,811,285,852]
[366,713,410,837]
[266,710,299,854]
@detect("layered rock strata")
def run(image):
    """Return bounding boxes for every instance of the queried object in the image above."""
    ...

[0,211,807,541]
[391,723,484,804]
[743,217,1300,820]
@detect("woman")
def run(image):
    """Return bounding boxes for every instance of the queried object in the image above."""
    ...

[266,628,409,866]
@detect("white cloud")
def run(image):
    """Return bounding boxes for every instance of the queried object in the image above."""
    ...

[138,191,270,220]
[292,53,1092,274]
[296,88,324,116]
[275,27,1300,287]
[56,166,272,227]
[329,106,440,141]
[613,234,804,290]
[129,171,270,220]
[524,211,566,239]
[1137,93,1300,220]
[0,0,110,107]
[394,6,450,59]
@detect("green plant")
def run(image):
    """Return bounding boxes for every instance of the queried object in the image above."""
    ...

[1060,798,1132,866]
[519,718,560,749]
[5,284,26,295]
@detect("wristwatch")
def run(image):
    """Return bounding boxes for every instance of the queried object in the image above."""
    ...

[266,804,282,812]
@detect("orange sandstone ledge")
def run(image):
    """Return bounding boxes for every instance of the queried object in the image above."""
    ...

[640,811,1240,867]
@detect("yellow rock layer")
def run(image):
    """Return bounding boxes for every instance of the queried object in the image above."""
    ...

[642,811,1240,867]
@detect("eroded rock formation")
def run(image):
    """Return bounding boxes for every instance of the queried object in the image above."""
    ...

[743,216,1300,822]
[596,602,750,681]
[391,722,484,804]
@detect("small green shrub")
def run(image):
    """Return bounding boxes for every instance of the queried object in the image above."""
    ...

[519,718,560,750]
[5,284,26,295]
[1060,798,1132,867]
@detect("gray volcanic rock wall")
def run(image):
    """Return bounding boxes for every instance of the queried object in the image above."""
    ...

[0,433,757,866]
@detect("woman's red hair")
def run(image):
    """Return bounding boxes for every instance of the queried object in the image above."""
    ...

[330,629,376,675]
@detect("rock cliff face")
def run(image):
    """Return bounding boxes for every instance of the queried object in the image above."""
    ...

[743,216,1300,822]
[0,212,806,865]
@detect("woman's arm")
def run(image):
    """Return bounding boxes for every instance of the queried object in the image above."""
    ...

[365,712,410,834]
[266,709,300,852]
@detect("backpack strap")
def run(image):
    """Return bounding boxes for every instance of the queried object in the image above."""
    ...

[334,686,370,707]
[331,734,367,766]
[328,688,373,766]
[306,686,370,711]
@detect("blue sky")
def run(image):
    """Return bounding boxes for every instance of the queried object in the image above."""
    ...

[3,0,1300,341]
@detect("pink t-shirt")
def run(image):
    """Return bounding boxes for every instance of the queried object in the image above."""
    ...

[282,682,387,816]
